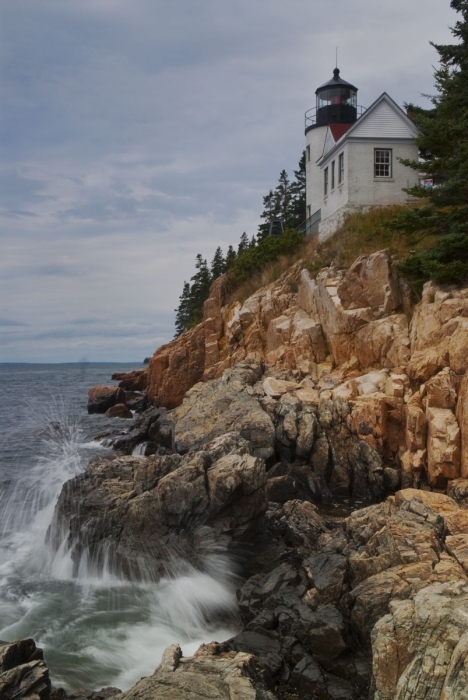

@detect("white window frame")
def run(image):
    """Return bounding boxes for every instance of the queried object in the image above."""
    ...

[338,152,344,184]
[306,145,311,162]
[324,167,329,196]
[374,149,392,178]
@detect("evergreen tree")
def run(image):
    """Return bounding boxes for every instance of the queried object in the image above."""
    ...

[237,232,249,256]
[249,235,257,248]
[189,254,211,325]
[258,189,279,241]
[289,151,307,228]
[389,0,468,286]
[210,246,226,279]
[225,245,237,269]
[257,157,306,239]
[275,170,292,223]
[174,282,192,337]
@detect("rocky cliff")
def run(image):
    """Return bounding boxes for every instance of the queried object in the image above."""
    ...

[145,249,468,494]
[41,249,468,700]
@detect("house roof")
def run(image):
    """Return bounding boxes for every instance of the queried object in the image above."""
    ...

[317,92,420,166]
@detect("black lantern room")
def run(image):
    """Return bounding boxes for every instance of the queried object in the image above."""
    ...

[315,68,358,127]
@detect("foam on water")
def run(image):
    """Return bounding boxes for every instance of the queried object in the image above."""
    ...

[0,374,237,691]
[131,441,148,457]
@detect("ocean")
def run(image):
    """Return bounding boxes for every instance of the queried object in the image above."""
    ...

[0,363,236,691]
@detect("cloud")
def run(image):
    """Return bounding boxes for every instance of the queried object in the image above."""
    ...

[0,0,458,361]
[0,317,28,327]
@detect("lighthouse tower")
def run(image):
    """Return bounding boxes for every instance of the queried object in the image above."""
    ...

[305,68,358,222]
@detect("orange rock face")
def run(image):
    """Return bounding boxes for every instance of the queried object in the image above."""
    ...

[147,322,206,409]
[144,249,468,492]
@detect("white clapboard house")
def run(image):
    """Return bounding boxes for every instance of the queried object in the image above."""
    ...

[302,68,420,240]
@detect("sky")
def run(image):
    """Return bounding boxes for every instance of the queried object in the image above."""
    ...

[0,0,458,362]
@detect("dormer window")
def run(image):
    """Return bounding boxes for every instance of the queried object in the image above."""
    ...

[375,149,392,178]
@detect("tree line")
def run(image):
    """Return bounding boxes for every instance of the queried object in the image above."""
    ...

[174,153,306,336]
[388,0,468,287]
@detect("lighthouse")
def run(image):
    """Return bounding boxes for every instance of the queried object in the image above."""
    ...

[305,68,360,227]
[303,68,420,240]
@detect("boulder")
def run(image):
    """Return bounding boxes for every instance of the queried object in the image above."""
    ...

[111,369,148,391]
[426,406,461,488]
[0,639,50,700]
[394,488,459,514]
[314,398,385,499]
[263,376,299,398]
[448,478,468,504]
[105,404,133,419]
[371,582,468,700]
[354,314,410,369]
[116,643,276,700]
[207,454,268,528]
[87,386,126,414]
[336,250,400,316]
[172,362,275,460]
[303,552,347,603]
[307,268,372,365]
[408,283,468,380]
[123,391,145,412]
[51,437,268,580]
[110,407,167,454]
[425,367,458,409]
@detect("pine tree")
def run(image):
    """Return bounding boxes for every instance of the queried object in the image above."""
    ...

[210,246,226,279]
[174,282,192,337]
[275,169,292,223]
[257,159,306,240]
[189,254,211,325]
[237,232,249,256]
[390,0,468,286]
[289,151,307,229]
[258,188,280,240]
[249,235,257,248]
[225,245,237,269]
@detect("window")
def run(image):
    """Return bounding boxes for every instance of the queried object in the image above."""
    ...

[307,205,311,218]
[331,161,335,189]
[306,145,311,162]
[374,149,392,178]
[339,153,344,184]
[324,167,329,195]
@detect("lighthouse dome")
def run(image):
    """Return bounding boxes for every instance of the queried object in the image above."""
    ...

[314,68,358,127]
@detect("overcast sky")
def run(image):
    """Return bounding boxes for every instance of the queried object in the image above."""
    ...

[0,0,457,362]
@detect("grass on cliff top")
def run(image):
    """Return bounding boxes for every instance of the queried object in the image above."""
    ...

[226,202,436,305]
[313,202,436,269]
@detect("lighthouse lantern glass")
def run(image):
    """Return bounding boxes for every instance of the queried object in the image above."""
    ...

[317,88,357,110]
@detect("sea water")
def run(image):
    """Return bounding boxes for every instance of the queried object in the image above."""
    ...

[0,364,237,691]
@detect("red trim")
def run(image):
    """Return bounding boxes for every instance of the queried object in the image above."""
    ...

[329,123,353,141]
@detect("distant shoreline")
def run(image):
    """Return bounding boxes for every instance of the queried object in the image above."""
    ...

[0,361,144,366]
